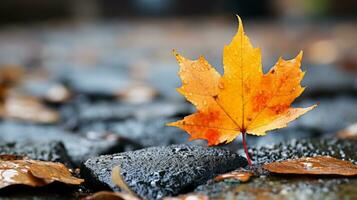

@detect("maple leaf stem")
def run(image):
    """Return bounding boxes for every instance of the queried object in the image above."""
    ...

[242,131,252,166]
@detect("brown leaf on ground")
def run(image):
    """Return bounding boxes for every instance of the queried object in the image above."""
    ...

[214,171,253,182]
[28,160,84,184]
[0,95,59,123]
[84,191,140,200]
[0,66,24,102]
[0,154,25,161]
[0,156,83,189]
[0,66,23,87]
[117,83,158,104]
[263,156,357,176]
[337,123,357,140]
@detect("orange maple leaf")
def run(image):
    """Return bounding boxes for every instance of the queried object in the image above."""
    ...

[167,16,316,165]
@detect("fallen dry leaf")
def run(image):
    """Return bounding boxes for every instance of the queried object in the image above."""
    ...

[0,154,25,161]
[84,191,140,200]
[263,156,357,176]
[0,66,24,102]
[339,51,357,72]
[0,66,23,87]
[0,95,59,123]
[0,156,83,189]
[117,83,157,104]
[28,161,83,184]
[307,39,339,65]
[214,171,252,182]
[167,16,316,165]
[337,123,357,140]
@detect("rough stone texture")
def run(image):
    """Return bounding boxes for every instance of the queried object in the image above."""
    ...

[248,138,357,166]
[195,176,357,200]
[194,138,357,200]
[81,144,247,199]
[0,141,73,167]
[0,122,136,165]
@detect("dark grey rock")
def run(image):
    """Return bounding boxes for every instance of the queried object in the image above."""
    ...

[0,122,138,165]
[0,141,73,167]
[81,144,247,199]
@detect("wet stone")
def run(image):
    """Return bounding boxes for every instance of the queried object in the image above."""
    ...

[246,127,317,147]
[21,79,70,102]
[194,138,357,200]
[146,64,182,101]
[66,100,192,126]
[80,117,195,147]
[109,118,191,147]
[249,138,357,166]
[65,67,131,98]
[302,65,357,97]
[0,141,73,167]
[294,96,357,132]
[81,144,247,199]
[195,176,357,200]
[0,122,136,166]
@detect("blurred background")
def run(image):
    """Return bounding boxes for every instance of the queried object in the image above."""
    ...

[0,0,356,150]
